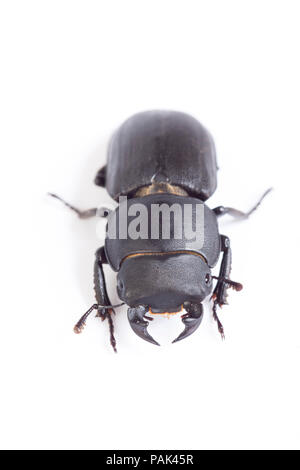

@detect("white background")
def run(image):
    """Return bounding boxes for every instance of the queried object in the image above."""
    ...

[0,0,299,450]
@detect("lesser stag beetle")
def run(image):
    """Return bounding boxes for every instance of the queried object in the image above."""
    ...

[50,111,271,351]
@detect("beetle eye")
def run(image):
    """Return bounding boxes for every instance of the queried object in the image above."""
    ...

[205,273,211,284]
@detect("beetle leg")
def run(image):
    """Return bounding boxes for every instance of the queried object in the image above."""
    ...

[73,247,118,352]
[212,301,225,339]
[94,247,118,352]
[48,193,111,219]
[213,187,272,219]
[172,302,203,343]
[212,235,232,304]
[94,165,106,187]
[211,235,242,339]
[127,305,159,346]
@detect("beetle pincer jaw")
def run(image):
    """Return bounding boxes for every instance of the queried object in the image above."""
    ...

[172,303,204,343]
[127,306,160,346]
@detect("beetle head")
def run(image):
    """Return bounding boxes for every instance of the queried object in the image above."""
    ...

[117,252,212,344]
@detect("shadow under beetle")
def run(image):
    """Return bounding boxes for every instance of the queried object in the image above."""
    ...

[50,110,271,351]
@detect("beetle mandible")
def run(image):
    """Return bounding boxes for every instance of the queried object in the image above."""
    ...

[50,110,271,351]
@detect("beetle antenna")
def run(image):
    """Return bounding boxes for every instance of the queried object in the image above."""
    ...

[73,303,125,334]
[101,303,125,309]
[74,304,98,334]
[212,276,243,291]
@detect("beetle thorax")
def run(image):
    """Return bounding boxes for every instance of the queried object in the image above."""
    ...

[134,182,188,197]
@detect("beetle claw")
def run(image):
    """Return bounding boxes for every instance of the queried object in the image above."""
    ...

[127,306,160,346]
[172,302,203,343]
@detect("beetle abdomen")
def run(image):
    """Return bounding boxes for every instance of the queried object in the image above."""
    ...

[97,110,217,201]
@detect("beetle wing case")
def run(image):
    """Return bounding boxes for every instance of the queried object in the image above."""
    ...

[97,110,218,201]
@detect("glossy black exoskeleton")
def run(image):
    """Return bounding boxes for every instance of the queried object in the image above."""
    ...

[50,110,271,351]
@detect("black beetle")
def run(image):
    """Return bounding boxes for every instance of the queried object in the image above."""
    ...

[50,110,271,351]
